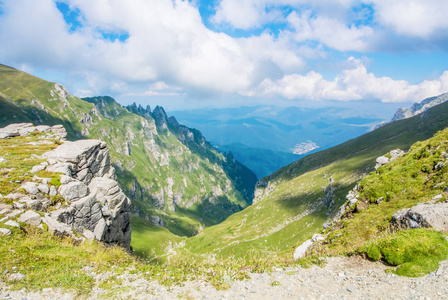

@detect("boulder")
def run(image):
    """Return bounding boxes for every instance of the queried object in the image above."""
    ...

[293,234,326,260]
[375,156,389,170]
[5,220,20,228]
[392,202,448,232]
[18,211,41,226]
[0,123,33,139]
[38,184,49,194]
[0,228,11,235]
[390,149,405,161]
[21,182,39,195]
[31,165,46,173]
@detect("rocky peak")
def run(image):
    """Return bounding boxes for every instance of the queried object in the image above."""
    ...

[126,102,151,117]
[391,92,448,122]
[152,106,169,131]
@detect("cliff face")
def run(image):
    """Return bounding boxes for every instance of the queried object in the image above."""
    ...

[0,64,257,236]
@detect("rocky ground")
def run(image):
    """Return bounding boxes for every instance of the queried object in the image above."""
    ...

[1,256,447,299]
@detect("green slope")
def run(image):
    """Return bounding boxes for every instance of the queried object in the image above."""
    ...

[315,126,448,276]
[0,64,256,237]
[181,99,448,259]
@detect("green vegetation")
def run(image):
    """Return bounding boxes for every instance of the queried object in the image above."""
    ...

[0,226,134,294]
[314,127,448,276]
[0,133,61,197]
[362,229,448,277]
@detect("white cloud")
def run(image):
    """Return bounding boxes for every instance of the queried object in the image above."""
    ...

[257,57,448,102]
[284,10,374,52]
[370,0,448,37]
[0,0,447,105]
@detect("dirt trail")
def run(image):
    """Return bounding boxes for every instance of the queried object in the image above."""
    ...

[2,256,448,299]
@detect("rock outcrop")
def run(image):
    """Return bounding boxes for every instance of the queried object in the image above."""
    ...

[43,139,131,249]
[0,123,131,250]
[392,202,448,232]
[0,123,67,140]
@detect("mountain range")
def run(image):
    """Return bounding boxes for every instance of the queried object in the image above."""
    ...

[0,64,257,237]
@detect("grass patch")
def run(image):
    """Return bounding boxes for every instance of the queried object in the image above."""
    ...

[361,229,448,277]
[0,226,136,294]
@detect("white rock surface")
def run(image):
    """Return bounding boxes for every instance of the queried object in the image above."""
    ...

[0,228,11,235]
[18,210,41,226]
[4,220,20,228]
[20,182,39,195]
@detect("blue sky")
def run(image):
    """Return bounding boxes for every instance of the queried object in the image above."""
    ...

[0,0,448,110]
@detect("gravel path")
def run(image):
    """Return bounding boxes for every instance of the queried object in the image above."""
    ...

[2,256,448,299]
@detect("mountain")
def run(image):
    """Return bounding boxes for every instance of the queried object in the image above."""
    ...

[180,98,448,258]
[170,104,390,181]
[217,143,302,179]
[391,92,448,121]
[0,64,257,236]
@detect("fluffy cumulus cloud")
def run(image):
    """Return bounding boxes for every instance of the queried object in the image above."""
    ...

[257,57,448,102]
[0,0,447,103]
[370,0,448,37]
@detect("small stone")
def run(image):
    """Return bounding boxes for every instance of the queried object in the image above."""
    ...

[49,186,57,196]
[18,211,41,226]
[37,184,49,194]
[21,182,39,195]
[13,202,26,210]
[8,272,25,281]
[0,208,12,215]
[26,200,43,211]
[0,228,11,235]
[4,220,20,228]
[30,165,46,173]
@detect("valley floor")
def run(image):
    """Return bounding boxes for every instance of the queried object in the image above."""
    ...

[2,256,447,299]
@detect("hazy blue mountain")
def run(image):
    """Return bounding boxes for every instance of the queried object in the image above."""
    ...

[217,143,302,179]
[170,105,388,177]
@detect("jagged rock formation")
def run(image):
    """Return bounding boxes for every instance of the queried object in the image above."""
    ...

[392,92,448,122]
[43,139,131,249]
[0,123,131,249]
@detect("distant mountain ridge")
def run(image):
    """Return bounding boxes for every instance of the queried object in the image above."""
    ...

[392,92,448,121]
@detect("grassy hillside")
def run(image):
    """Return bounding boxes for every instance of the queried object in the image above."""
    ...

[180,100,448,259]
[0,64,256,237]
[313,126,448,276]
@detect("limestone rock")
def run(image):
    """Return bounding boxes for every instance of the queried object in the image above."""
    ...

[41,138,130,249]
[31,165,46,173]
[375,156,389,170]
[58,181,89,201]
[0,228,11,235]
[0,123,33,139]
[390,149,405,161]
[294,234,326,260]
[49,186,58,196]
[392,202,448,232]
[21,182,39,195]
[18,211,41,226]
[5,220,20,228]
[38,184,49,194]
[294,239,313,260]
[26,199,43,211]
[43,214,74,237]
